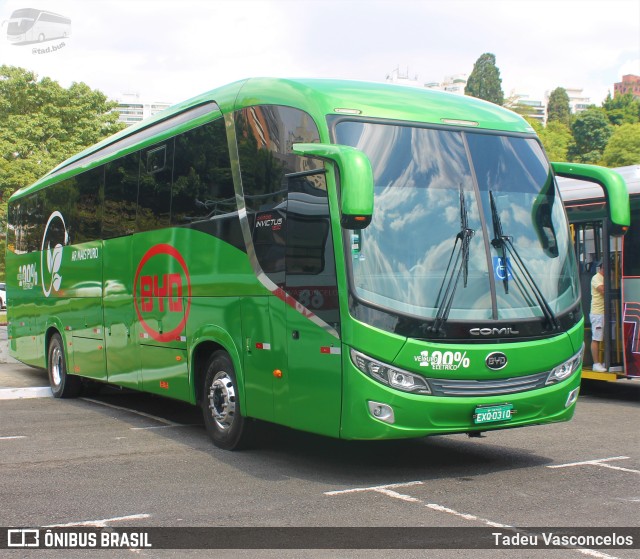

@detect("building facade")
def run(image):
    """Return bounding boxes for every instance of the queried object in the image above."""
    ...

[115,93,172,126]
[614,74,640,98]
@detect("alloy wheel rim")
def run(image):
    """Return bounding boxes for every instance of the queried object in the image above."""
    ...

[51,346,62,387]
[207,371,236,431]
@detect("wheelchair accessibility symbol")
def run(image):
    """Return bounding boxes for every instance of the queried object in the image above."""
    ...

[493,256,513,281]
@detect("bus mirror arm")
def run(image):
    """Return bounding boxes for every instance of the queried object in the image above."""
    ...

[292,143,374,229]
[551,162,630,235]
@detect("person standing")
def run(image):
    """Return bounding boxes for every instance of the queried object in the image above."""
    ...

[590,261,606,372]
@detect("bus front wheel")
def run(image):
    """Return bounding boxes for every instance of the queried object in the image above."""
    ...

[47,333,81,398]
[201,351,251,450]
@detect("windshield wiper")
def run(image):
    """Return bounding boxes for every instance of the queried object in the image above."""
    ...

[429,185,474,336]
[489,191,560,332]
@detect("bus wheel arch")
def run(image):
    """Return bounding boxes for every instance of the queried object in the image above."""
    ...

[46,330,81,398]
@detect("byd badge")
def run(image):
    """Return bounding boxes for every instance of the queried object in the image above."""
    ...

[485,352,508,370]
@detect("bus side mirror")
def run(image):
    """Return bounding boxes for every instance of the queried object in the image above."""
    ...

[292,143,374,229]
[552,162,630,236]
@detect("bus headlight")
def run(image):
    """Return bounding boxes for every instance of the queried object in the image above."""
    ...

[546,345,584,385]
[351,349,431,394]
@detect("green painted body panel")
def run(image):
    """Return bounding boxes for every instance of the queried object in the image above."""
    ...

[7,77,585,443]
[552,162,631,227]
[341,354,580,439]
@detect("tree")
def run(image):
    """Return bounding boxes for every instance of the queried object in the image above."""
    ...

[547,87,571,127]
[567,108,612,164]
[539,121,573,162]
[465,53,504,105]
[0,65,124,231]
[601,92,640,126]
[524,116,543,135]
[602,123,640,167]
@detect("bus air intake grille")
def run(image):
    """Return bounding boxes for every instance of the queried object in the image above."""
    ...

[428,372,549,396]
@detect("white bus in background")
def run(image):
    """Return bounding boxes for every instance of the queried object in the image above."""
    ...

[4,8,71,45]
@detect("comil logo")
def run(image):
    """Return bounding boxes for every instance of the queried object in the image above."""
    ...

[41,211,69,298]
[133,244,192,343]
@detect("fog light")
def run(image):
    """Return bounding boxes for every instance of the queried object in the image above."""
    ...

[368,401,395,424]
[565,387,579,408]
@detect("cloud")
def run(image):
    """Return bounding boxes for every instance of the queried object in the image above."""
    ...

[0,0,637,106]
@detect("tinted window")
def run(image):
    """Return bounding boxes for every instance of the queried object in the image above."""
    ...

[103,152,139,238]
[71,167,103,243]
[23,192,44,253]
[171,119,234,225]
[138,140,173,232]
[236,105,339,327]
[623,208,640,277]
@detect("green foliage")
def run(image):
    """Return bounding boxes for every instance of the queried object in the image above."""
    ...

[602,92,640,126]
[465,53,504,106]
[602,123,640,166]
[0,65,125,231]
[524,116,543,135]
[547,87,571,127]
[567,108,613,164]
[539,121,573,162]
[0,238,5,281]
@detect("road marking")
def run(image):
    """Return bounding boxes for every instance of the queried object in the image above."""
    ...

[130,424,199,431]
[324,480,423,497]
[44,513,151,528]
[0,435,26,440]
[423,502,512,528]
[0,386,52,400]
[548,456,640,475]
[81,397,180,427]
[326,482,622,559]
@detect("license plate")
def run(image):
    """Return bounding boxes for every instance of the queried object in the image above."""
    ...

[474,404,513,425]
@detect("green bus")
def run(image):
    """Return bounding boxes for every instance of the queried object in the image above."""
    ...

[558,165,639,381]
[5,78,630,449]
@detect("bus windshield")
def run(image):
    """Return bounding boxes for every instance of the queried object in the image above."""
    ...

[335,121,579,327]
[7,9,37,35]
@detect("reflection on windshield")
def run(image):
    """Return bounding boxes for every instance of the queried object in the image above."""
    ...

[335,121,579,325]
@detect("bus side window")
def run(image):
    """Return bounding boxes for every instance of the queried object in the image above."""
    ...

[72,167,103,243]
[236,104,340,327]
[138,140,173,232]
[171,118,235,226]
[623,209,640,276]
[43,179,72,240]
[103,152,139,238]
[23,192,44,253]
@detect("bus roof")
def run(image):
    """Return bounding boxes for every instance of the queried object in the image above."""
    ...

[557,165,640,203]
[12,77,534,200]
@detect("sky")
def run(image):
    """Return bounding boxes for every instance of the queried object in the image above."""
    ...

[0,0,638,107]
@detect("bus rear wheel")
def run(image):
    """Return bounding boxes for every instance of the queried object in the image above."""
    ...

[47,333,81,398]
[201,352,251,450]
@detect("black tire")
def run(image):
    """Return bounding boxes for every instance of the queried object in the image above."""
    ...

[47,333,81,398]
[201,351,251,450]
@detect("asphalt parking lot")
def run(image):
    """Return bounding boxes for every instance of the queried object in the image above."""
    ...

[0,328,638,558]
